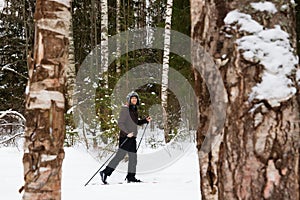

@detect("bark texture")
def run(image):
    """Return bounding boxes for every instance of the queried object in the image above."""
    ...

[66,11,76,110]
[191,0,300,199]
[116,0,121,73]
[21,0,71,199]
[161,0,173,142]
[100,0,108,85]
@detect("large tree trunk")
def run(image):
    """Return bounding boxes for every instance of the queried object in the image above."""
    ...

[191,0,300,199]
[161,0,173,143]
[21,0,71,199]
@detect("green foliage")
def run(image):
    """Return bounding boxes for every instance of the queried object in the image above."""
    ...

[0,0,35,113]
[2,0,192,147]
[70,0,193,146]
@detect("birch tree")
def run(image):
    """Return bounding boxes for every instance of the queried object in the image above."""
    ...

[66,8,76,110]
[133,0,140,29]
[20,0,71,199]
[100,0,108,86]
[145,0,155,47]
[161,0,173,142]
[191,0,300,199]
[116,0,121,73]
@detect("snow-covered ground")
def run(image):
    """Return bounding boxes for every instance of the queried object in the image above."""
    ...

[1,144,201,200]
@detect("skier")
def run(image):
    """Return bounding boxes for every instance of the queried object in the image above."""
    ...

[100,91,151,184]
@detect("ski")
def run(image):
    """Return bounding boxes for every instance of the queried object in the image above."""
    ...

[91,181,158,186]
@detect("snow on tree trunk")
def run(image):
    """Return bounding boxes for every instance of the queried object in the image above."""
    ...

[100,0,108,86]
[21,0,71,199]
[191,0,300,199]
[161,0,173,143]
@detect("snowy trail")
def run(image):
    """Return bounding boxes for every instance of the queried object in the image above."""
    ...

[0,146,201,200]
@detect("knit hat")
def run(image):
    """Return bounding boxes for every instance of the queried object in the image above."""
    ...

[126,91,140,105]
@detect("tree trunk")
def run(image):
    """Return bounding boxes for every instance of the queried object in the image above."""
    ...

[100,0,108,86]
[116,0,121,74]
[66,5,76,110]
[145,0,155,47]
[191,0,300,199]
[21,0,71,199]
[161,0,173,143]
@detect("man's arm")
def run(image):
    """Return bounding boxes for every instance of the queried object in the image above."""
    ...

[137,116,151,125]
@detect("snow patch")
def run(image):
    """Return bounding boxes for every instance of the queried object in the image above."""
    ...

[225,10,298,107]
[49,0,71,8]
[224,10,263,34]
[280,4,289,12]
[250,2,277,14]
[28,90,65,109]
[0,0,4,12]
[237,25,297,74]
[291,0,296,5]
[250,73,296,107]
[39,167,51,173]
[297,69,300,85]
[41,154,57,162]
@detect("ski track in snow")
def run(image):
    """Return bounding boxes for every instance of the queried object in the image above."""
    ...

[0,146,200,200]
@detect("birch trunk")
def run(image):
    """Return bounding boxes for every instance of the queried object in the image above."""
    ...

[21,0,71,199]
[132,0,143,48]
[66,10,76,110]
[116,0,121,73]
[133,0,139,28]
[100,0,108,86]
[145,0,155,47]
[191,0,300,199]
[161,0,173,143]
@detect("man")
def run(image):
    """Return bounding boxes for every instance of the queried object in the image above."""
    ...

[100,91,151,184]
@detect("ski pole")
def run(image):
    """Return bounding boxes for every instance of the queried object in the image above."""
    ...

[137,123,149,151]
[84,138,129,186]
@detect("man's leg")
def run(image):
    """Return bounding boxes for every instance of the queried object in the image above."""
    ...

[126,140,140,182]
[100,149,126,184]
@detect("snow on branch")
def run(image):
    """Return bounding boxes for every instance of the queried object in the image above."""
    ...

[2,64,28,79]
[0,132,23,145]
[0,109,26,122]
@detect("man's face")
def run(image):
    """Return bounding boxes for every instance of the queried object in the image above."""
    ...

[130,96,137,105]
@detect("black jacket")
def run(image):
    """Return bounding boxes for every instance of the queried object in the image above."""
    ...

[118,105,148,138]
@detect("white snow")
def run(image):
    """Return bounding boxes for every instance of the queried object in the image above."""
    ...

[0,0,4,12]
[250,73,296,107]
[0,145,200,200]
[41,154,57,162]
[224,10,263,34]
[297,70,300,85]
[225,9,298,107]
[250,2,277,14]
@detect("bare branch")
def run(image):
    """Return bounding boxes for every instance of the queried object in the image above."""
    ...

[0,132,24,144]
